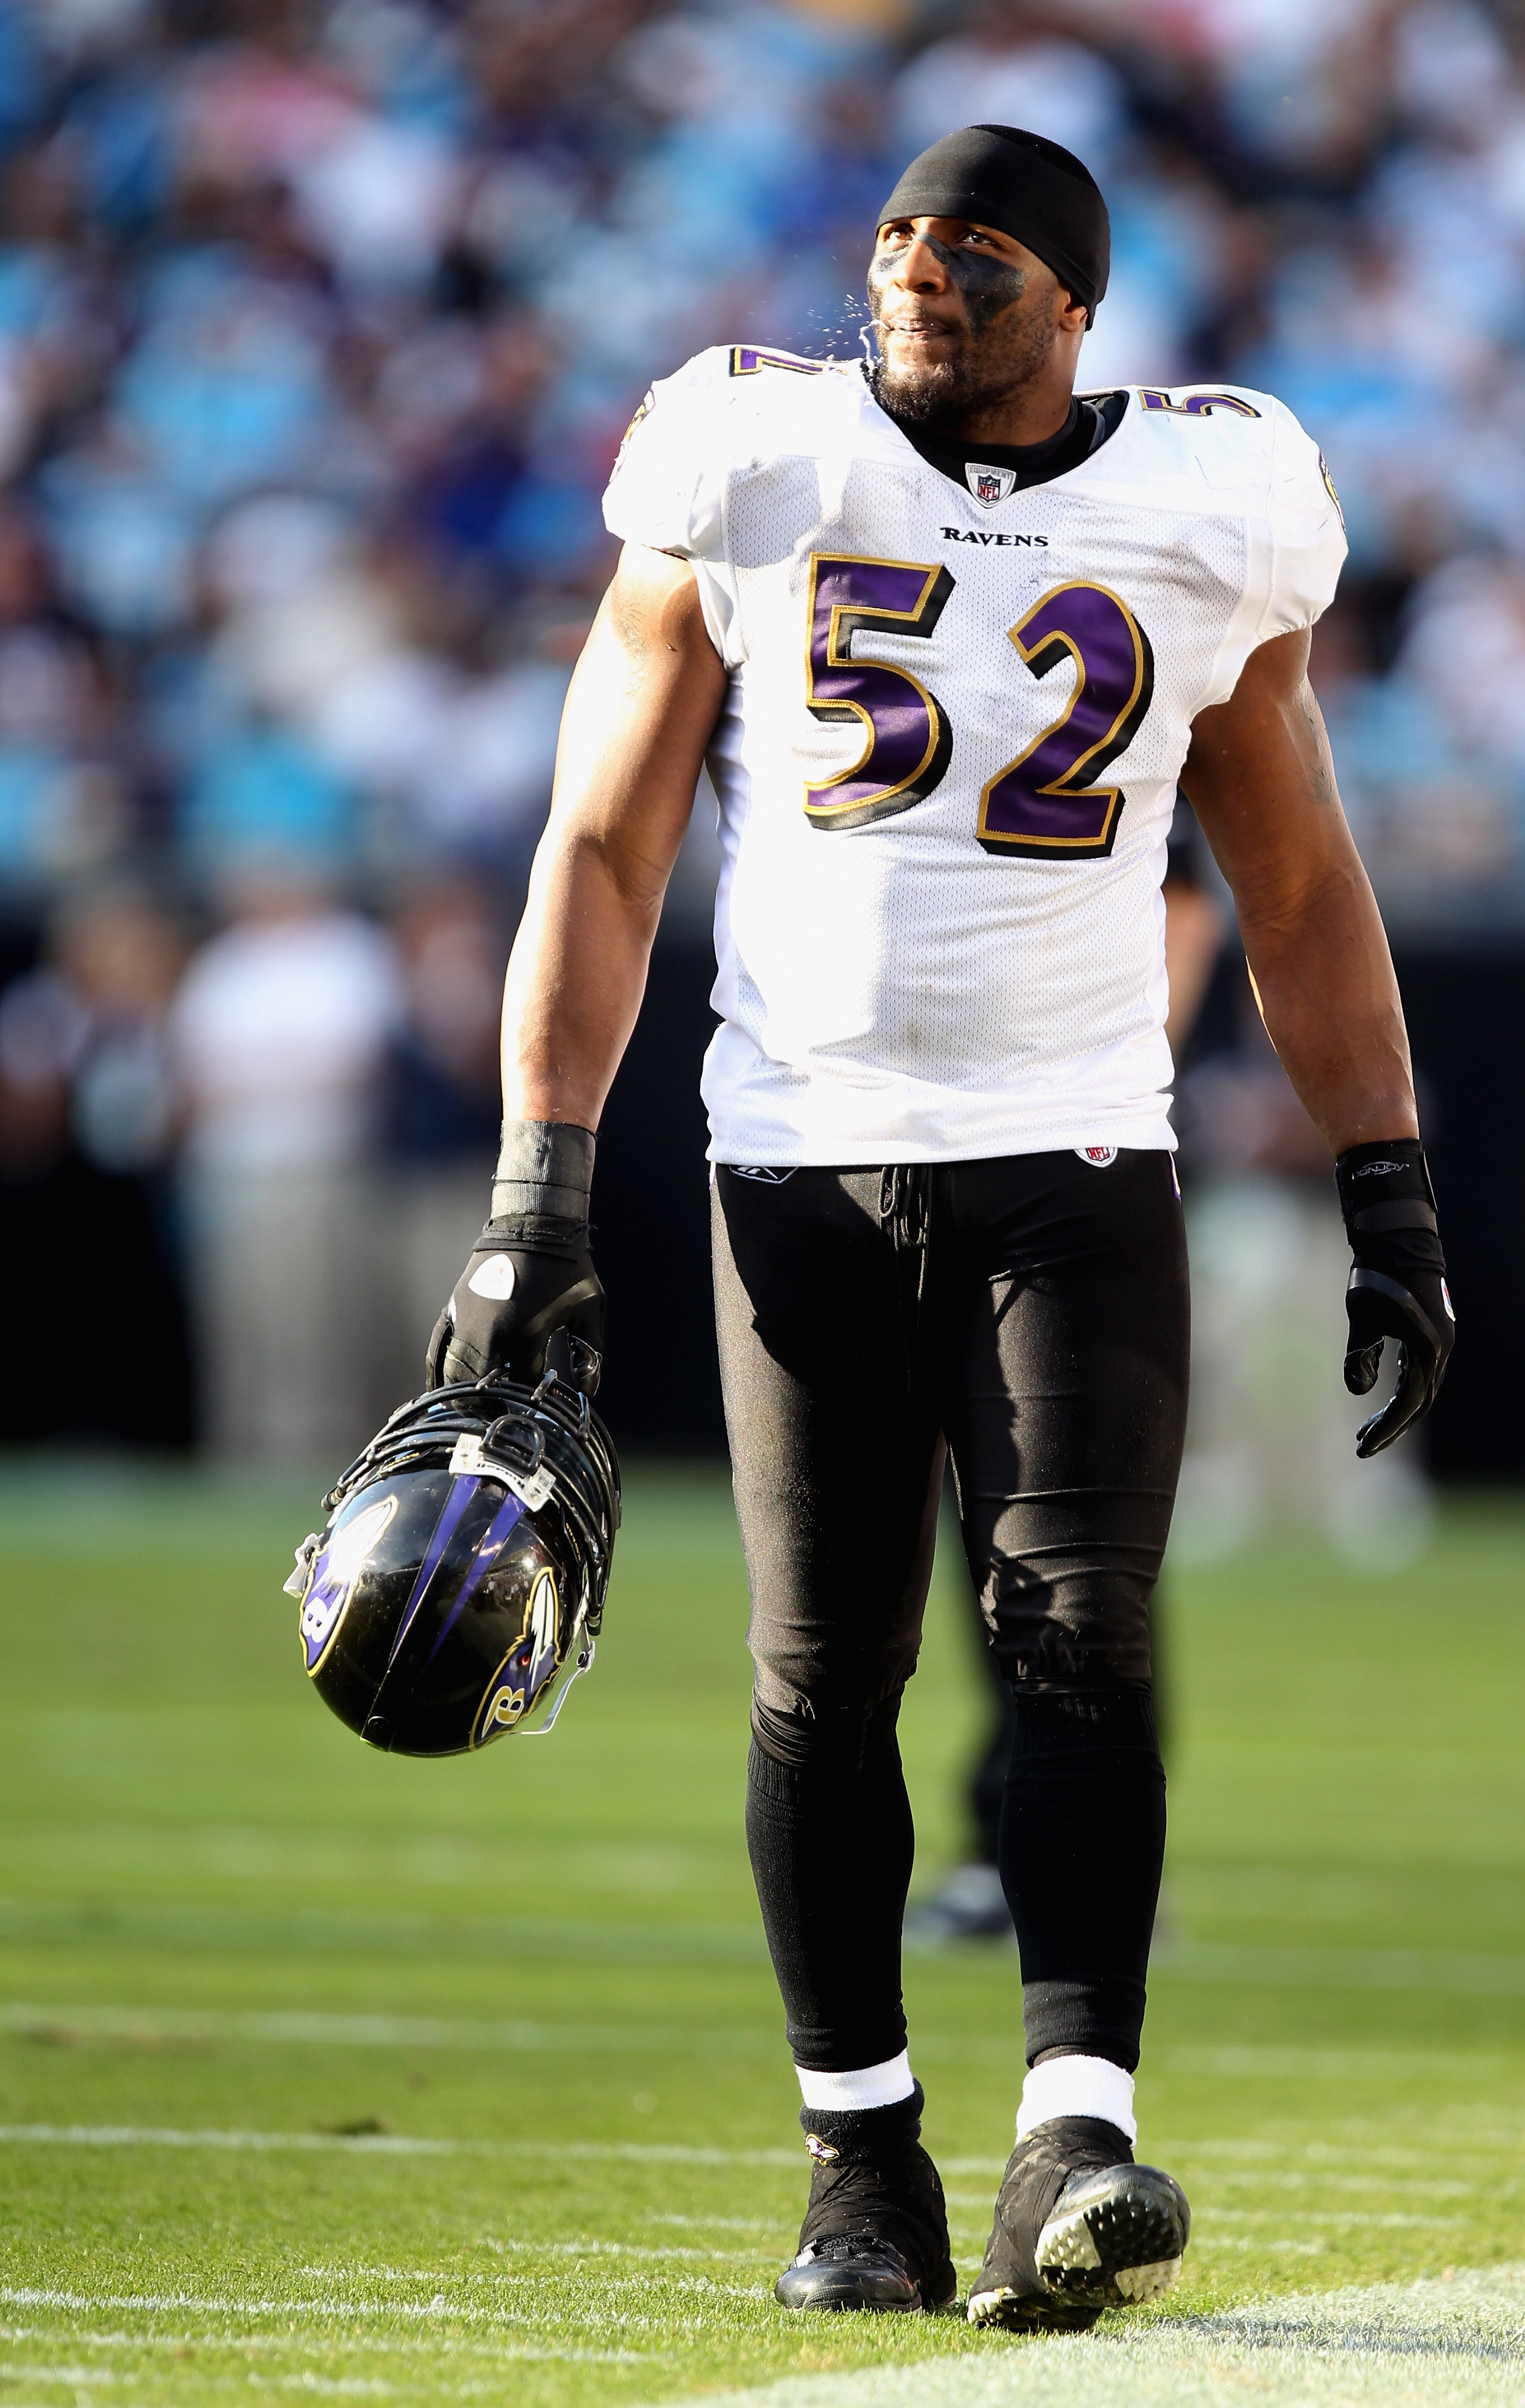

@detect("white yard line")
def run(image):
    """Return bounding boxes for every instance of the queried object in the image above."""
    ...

[0,2327,654,2365]
[5,2004,1517,2079]
[1153,1943,1525,1994]
[0,2116,1510,2187]
[0,2000,1021,2070]
[0,2278,758,2324]
[0,1903,770,1968]
[0,2122,801,2166]
[0,2126,470,2159]
[6,1897,1525,1993]
[1159,2043,1515,2079]
[646,2269,1525,2406]
[0,2002,783,2058]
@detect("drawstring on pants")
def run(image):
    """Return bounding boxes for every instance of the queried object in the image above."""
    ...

[879,1164,932,1312]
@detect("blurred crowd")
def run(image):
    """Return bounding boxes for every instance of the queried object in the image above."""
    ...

[0,0,1520,1457]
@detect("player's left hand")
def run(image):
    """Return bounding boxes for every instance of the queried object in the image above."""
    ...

[1336,1140,1455,1457]
[425,1219,604,1392]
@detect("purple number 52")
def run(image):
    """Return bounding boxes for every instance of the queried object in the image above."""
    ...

[804,554,955,831]
[803,556,1154,860]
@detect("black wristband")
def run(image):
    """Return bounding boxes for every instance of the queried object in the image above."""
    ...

[491,1119,595,1223]
[1334,1138,1438,1242]
[473,1213,588,1255]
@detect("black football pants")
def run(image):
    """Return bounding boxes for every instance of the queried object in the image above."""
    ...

[711,1150,1189,2077]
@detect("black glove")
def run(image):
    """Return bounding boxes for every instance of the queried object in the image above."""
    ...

[1336,1138,1455,1458]
[426,1120,604,1391]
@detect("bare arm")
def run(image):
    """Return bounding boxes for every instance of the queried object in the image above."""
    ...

[1180,625,1417,1152]
[502,543,728,1127]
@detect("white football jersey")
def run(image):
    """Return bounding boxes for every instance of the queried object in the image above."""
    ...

[603,347,1346,1165]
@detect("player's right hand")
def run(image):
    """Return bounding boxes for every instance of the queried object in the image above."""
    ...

[1336,1140,1455,1457]
[425,1219,605,1392]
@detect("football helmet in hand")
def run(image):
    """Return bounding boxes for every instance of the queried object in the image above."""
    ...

[287,1334,620,1755]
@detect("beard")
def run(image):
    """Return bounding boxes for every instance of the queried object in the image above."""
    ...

[870,291,1061,432]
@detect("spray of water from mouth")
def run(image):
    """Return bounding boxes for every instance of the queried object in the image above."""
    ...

[790,292,881,365]
[827,290,875,369]
[857,314,915,364]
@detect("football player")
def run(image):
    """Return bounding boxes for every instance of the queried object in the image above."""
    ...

[428,125,1454,2328]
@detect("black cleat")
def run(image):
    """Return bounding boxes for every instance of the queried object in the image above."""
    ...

[967,2115,1190,2332]
[775,2084,958,2314]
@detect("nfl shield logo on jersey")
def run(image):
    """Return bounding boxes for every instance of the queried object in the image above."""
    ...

[966,462,1017,507]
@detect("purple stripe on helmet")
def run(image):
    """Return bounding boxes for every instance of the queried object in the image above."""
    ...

[424,1489,527,1665]
[387,1474,481,1668]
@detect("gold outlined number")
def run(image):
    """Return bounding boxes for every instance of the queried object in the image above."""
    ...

[803,558,1154,859]
[803,554,954,832]
[976,582,1155,860]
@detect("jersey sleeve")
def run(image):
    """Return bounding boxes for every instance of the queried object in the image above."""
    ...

[1261,398,1348,639]
[602,349,740,664]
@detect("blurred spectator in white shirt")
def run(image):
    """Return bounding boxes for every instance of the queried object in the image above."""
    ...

[170,868,401,1462]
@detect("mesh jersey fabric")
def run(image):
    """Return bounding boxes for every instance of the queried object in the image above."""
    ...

[603,351,1347,1165]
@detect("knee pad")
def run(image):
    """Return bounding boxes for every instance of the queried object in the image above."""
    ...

[985,1558,1155,1686]
[750,1691,905,1778]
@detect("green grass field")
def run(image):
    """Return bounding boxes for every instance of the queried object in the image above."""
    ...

[0,1463,1523,2405]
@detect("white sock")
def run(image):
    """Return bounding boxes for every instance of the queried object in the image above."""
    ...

[796,2051,915,2112]
[1016,2054,1136,2144]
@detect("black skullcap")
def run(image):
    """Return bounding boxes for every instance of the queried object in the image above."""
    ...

[877,124,1110,325]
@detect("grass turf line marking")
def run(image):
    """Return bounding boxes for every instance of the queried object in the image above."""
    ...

[301,2244,770,2268]
[2,2010,1517,2086]
[11,1897,1525,1993]
[1190,2171,1473,2196]
[0,2370,128,2385]
[1152,1940,1525,1993]
[0,2002,1024,2070]
[637,2268,1525,2406]
[0,2123,804,2166]
[0,2120,1011,2176]
[1155,2134,1525,2163]
[0,2287,695,2337]
[0,2003,784,2059]
[646,2214,791,2233]
[0,2126,468,2158]
[0,2328,659,2366]
[1210,2212,1465,2228]
[1190,2225,1320,2244]
[0,2287,513,2323]
[1159,2044,1513,2079]
[0,1901,771,1968]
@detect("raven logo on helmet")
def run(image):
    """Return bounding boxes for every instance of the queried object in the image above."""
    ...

[472,1566,563,1743]
[288,1334,620,1758]
[291,1495,399,1675]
